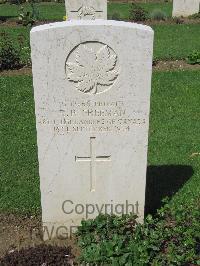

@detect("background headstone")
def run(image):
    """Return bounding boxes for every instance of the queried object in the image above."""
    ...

[31,20,154,240]
[172,0,200,17]
[65,0,107,20]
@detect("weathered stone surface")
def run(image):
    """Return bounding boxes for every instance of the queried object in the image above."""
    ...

[31,20,154,240]
[173,0,200,17]
[65,0,107,20]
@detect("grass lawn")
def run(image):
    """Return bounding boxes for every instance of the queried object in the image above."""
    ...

[0,70,200,215]
[148,70,200,213]
[109,2,172,20]
[0,2,65,21]
[0,75,40,214]
[153,24,200,60]
[0,2,199,62]
[1,23,199,62]
[0,2,172,21]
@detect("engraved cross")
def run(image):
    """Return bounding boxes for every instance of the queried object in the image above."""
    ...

[75,137,111,192]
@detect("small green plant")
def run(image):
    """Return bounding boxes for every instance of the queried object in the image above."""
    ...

[76,197,200,265]
[18,6,35,26]
[150,9,167,21]
[18,1,39,26]
[7,0,26,4]
[17,34,31,67]
[111,11,121,21]
[76,213,138,264]
[153,58,158,66]
[0,31,21,71]
[188,12,200,19]
[186,50,200,65]
[129,3,149,22]
[172,16,184,24]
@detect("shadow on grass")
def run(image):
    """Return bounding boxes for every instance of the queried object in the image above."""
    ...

[145,165,194,216]
[0,16,17,22]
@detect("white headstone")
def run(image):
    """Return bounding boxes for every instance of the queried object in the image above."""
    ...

[65,0,107,20]
[173,0,200,17]
[31,20,154,240]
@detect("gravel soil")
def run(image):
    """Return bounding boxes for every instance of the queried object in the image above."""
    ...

[0,244,75,266]
[0,214,79,265]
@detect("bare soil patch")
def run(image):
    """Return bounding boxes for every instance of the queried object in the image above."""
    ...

[0,244,75,266]
[0,213,79,263]
[0,20,56,27]
[0,213,41,258]
[0,61,200,77]
[154,60,200,71]
[0,20,17,27]
[0,67,32,76]
[144,18,200,26]
[1,17,200,27]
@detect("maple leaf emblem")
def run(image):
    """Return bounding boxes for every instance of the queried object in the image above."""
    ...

[66,44,119,94]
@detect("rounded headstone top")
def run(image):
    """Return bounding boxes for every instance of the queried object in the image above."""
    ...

[31,20,153,35]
